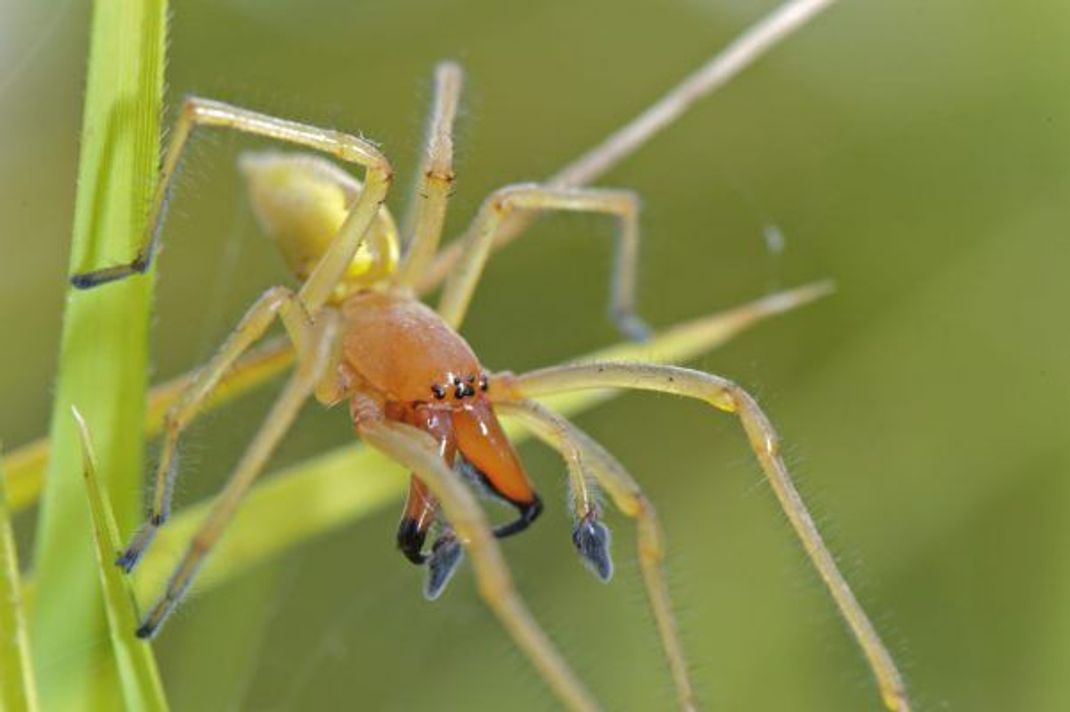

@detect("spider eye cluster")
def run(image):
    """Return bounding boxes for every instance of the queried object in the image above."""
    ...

[431,373,488,400]
[239,151,399,299]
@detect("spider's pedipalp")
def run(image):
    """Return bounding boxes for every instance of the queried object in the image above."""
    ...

[397,514,430,565]
[573,514,614,583]
[425,532,464,601]
[353,403,599,712]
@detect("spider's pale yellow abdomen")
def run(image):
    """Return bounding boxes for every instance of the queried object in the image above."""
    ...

[240,151,399,299]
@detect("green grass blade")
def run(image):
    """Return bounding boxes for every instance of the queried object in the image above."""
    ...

[133,283,830,602]
[72,409,169,712]
[0,453,39,712]
[31,0,167,707]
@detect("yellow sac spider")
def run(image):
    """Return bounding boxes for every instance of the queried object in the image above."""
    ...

[68,1,908,710]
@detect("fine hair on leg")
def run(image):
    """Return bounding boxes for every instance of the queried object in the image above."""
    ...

[116,286,316,573]
[136,312,340,638]
[352,394,600,712]
[69,96,393,314]
[495,397,697,711]
[395,61,464,287]
[415,0,840,295]
[437,183,650,339]
[492,362,910,712]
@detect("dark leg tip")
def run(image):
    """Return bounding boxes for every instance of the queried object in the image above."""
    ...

[424,534,464,601]
[615,313,653,343]
[573,516,614,582]
[68,258,149,290]
[69,272,98,289]
[115,548,142,573]
[135,622,156,640]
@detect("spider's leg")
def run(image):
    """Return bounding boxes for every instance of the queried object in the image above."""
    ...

[136,311,339,638]
[395,62,463,287]
[494,398,695,712]
[492,362,911,712]
[6,279,830,517]
[416,0,838,294]
[69,97,393,313]
[352,397,600,712]
[117,287,316,573]
[437,184,650,339]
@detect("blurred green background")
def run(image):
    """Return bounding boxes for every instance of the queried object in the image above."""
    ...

[2,0,1068,709]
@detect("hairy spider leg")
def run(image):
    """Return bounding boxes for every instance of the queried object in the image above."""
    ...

[352,395,599,712]
[395,61,464,287]
[417,0,840,294]
[73,97,392,570]
[68,96,393,315]
[495,397,696,712]
[437,184,651,340]
[116,286,315,572]
[136,312,340,638]
[392,403,456,565]
[388,398,545,600]
[341,290,543,594]
[492,362,911,712]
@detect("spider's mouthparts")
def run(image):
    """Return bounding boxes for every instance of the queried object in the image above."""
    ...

[396,517,429,565]
[573,515,613,583]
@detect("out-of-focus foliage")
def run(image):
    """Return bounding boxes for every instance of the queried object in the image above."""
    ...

[1,0,1067,710]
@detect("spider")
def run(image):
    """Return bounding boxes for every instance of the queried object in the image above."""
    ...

[68,2,909,710]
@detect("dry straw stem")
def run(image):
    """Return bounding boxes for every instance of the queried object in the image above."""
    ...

[417,0,839,291]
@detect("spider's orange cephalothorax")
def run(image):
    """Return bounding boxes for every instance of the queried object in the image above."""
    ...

[340,290,541,591]
[240,151,399,301]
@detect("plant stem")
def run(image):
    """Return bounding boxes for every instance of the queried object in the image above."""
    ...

[0,456,39,712]
[31,0,167,707]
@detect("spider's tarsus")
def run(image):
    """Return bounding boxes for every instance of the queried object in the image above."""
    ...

[115,547,142,573]
[69,271,119,290]
[615,313,653,343]
[424,534,463,601]
[135,621,157,640]
[573,515,613,582]
[69,257,151,290]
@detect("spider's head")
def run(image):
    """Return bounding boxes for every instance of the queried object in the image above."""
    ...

[239,151,399,301]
